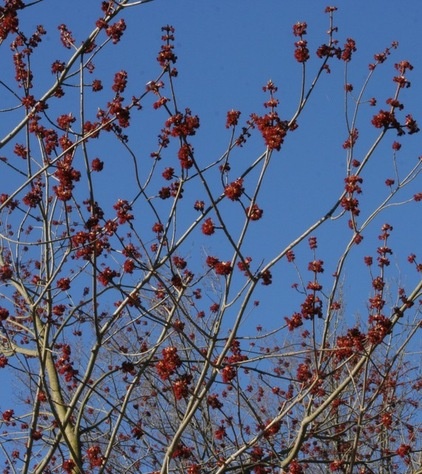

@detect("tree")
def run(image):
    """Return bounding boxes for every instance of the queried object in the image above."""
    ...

[0,1,421,473]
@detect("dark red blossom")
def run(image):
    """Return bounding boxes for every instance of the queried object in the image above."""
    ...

[106,19,126,44]
[202,218,215,235]
[396,444,411,458]
[156,346,182,380]
[207,394,223,409]
[308,260,324,273]
[308,237,317,249]
[194,200,205,212]
[342,128,359,148]
[296,363,312,383]
[2,409,14,422]
[53,155,81,201]
[340,196,360,216]
[214,261,233,276]
[58,24,75,49]
[172,256,187,269]
[224,178,244,201]
[226,109,241,128]
[335,327,366,361]
[246,203,263,220]
[152,222,164,234]
[260,269,272,285]
[252,111,288,151]
[285,313,303,331]
[342,38,357,62]
[344,175,363,193]
[92,79,103,91]
[172,373,192,400]
[371,110,401,132]
[131,421,144,439]
[62,460,76,473]
[112,70,128,93]
[293,21,307,37]
[294,39,310,63]
[178,143,194,169]
[0,265,13,281]
[87,445,103,468]
[165,109,199,138]
[113,199,133,224]
[0,356,8,368]
[91,158,104,171]
[405,114,419,134]
[162,167,175,180]
[301,293,323,319]
[97,267,120,286]
[0,307,10,321]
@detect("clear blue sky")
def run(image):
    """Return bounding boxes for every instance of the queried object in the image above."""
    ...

[8,0,422,348]
[2,0,419,334]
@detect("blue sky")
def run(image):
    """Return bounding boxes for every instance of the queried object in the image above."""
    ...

[5,0,422,354]
[2,0,420,341]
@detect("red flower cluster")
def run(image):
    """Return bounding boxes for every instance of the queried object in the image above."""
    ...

[285,312,303,331]
[57,113,75,130]
[301,293,323,319]
[156,346,182,380]
[207,394,223,409]
[0,264,13,281]
[293,22,309,63]
[344,175,362,194]
[307,260,324,273]
[335,327,366,361]
[55,344,79,386]
[341,38,357,62]
[220,340,248,383]
[367,314,392,344]
[340,196,360,216]
[0,355,8,368]
[87,445,103,468]
[371,110,401,132]
[165,109,200,138]
[22,180,43,208]
[157,25,177,73]
[172,373,192,400]
[202,218,215,235]
[107,96,130,128]
[53,154,81,201]
[113,199,134,224]
[226,109,241,128]
[178,143,194,169]
[342,128,359,149]
[131,421,144,439]
[72,229,110,260]
[97,266,120,286]
[0,1,23,42]
[206,256,232,276]
[294,39,309,63]
[171,443,193,460]
[105,18,126,44]
[2,409,14,422]
[91,157,104,171]
[58,24,75,49]
[260,269,272,285]
[62,460,76,473]
[112,70,127,93]
[224,178,244,201]
[296,362,312,383]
